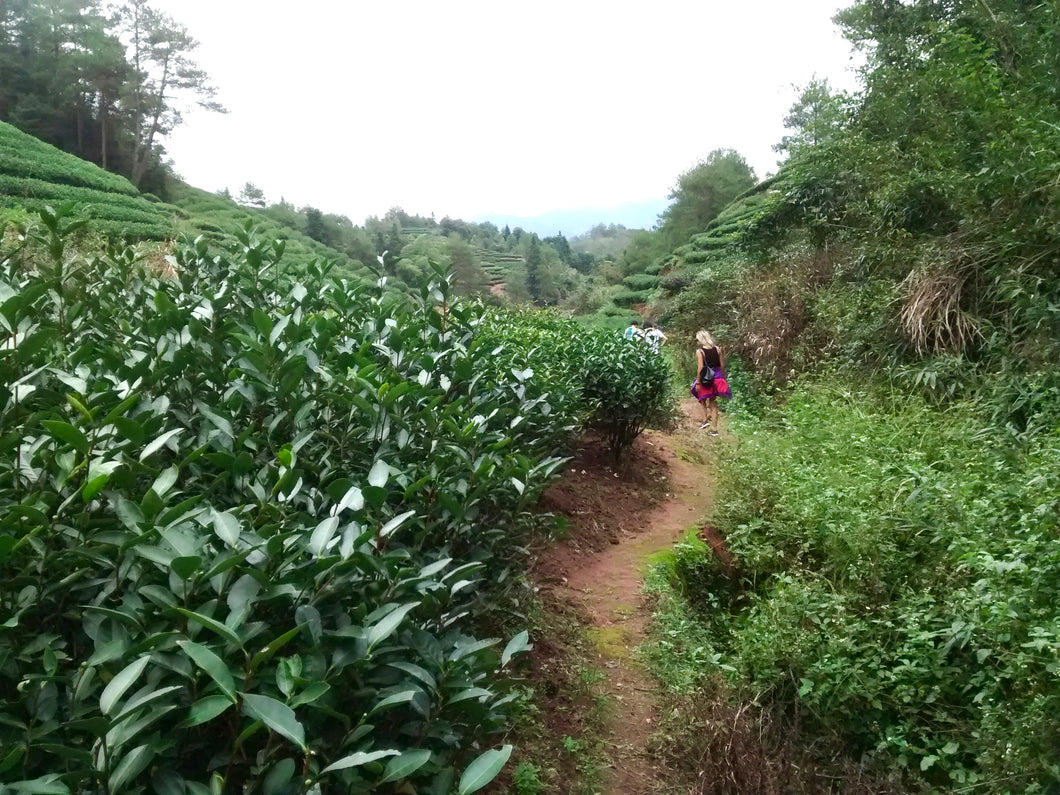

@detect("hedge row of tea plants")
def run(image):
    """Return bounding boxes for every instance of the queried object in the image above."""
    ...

[163,184,371,285]
[666,384,1060,791]
[0,208,672,793]
[0,123,138,196]
[620,273,659,293]
[0,176,174,243]
[0,124,173,244]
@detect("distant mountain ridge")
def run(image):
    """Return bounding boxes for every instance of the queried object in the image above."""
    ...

[474,197,670,238]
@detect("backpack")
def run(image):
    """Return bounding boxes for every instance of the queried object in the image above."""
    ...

[698,347,716,386]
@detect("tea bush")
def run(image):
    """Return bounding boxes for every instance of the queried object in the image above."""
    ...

[479,309,673,461]
[620,273,658,292]
[580,333,672,460]
[670,383,1060,790]
[0,209,669,793]
[611,289,650,309]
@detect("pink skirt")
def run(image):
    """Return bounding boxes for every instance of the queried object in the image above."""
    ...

[691,371,732,400]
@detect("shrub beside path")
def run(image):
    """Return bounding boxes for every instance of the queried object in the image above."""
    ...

[532,399,719,793]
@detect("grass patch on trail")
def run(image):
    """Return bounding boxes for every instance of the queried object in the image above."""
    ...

[644,535,730,695]
[503,600,613,795]
[586,625,634,660]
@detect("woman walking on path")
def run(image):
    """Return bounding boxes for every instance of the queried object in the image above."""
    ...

[692,329,732,434]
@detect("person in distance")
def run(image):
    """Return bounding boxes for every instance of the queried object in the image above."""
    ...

[623,320,645,341]
[690,329,732,434]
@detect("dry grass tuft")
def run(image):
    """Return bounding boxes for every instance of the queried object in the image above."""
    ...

[899,253,982,355]
[131,240,178,278]
[734,271,807,384]
[654,686,900,795]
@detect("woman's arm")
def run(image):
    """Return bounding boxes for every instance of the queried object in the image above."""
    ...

[696,348,705,375]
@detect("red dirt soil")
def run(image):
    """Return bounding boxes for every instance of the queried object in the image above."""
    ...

[529,398,723,794]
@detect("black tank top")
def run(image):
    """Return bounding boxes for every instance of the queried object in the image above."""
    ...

[700,346,721,369]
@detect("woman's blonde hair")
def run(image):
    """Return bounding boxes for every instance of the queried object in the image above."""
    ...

[696,330,715,347]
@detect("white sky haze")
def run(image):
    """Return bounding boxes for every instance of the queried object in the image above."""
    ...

[154,0,862,226]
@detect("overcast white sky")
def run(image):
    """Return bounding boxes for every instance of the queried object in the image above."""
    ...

[153,0,862,225]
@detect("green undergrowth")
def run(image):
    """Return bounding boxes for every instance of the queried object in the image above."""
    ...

[643,536,728,696]
[651,381,1060,792]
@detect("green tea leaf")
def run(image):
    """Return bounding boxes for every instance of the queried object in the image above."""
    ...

[109,744,154,792]
[458,745,513,795]
[379,510,416,539]
[212,509,242,547]
[41,420,89,453]
[367,603,418,650]
[448,688,492,705]
[151,466,178,498]
[174,607,242,646]
[448,638,499,662]
[177,695,233,728]
[114,496,145,531]
[249,625,302,673]
[241,692,306,750]
[177,640,238,703]
[501,630,531,667]
[334,484,364,514]
[379,749,431,784]
[0,746,25,775]
[115,685,183,721]
[170,555,202,580]
[368,459,389,488]
[140,428,183,461]
[289,681,330,708]
[263,759,297,795]
[276,658,297,697]
[368,689,418,716]
[100,655,150,715]
[321,749,399,774]
[5,775,70,794]
[387,661,436,690]
[308,516,340,556]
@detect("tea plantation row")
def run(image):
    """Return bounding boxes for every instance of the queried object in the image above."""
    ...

[0,210,671,793]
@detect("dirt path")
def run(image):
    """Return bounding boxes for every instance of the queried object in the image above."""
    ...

[532,399,718,793]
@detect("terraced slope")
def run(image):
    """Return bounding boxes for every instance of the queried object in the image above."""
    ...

[475,246,524,287]
[0,121,174,240]
[0,122,373,283]
[672,188,776,267]
[164,183,372,283]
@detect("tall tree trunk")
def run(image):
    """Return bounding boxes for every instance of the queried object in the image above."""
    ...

[75,95,84,155]
[131,52,170,187]
[100,91,108,170]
